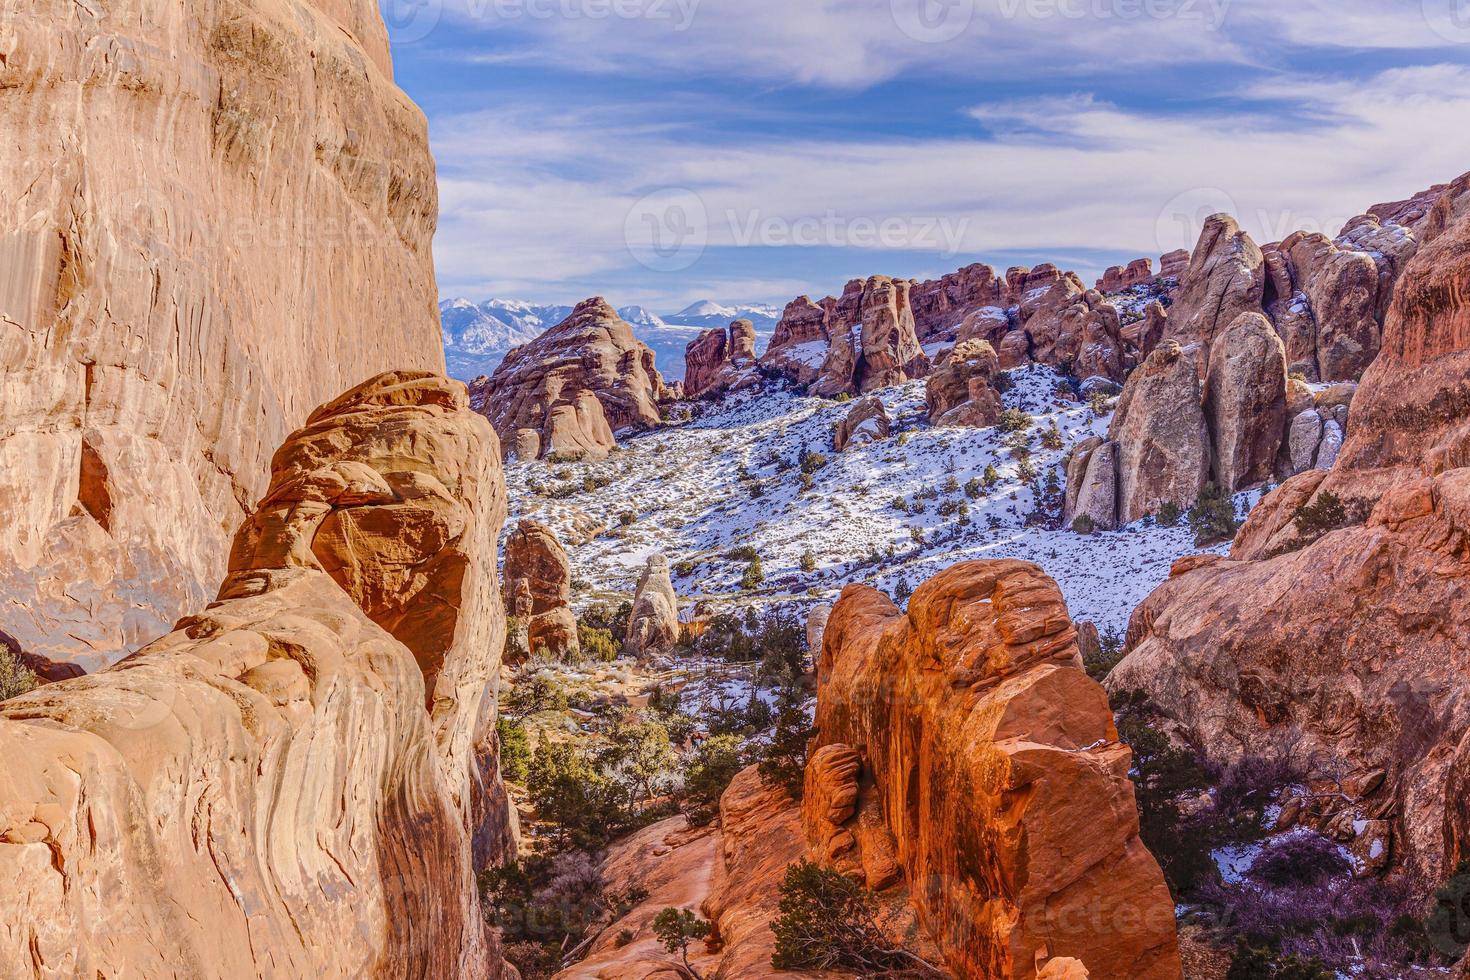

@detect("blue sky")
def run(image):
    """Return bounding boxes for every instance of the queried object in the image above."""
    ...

[381,0,1470,313]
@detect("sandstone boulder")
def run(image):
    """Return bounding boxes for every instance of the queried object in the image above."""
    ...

[625,554,679,658]
[909,263,1011,341]
[1064,437,1120,532]
[815,276,929,395]
[0,0,443,671]
[1204,312,1287,490]
[472,298,665,460]
[503,518,579,661]
[834,395,891,450]
[810,561,1181,979]
[925,339,1004,428]
[1110,341,1211,522]
[0,372,513,978]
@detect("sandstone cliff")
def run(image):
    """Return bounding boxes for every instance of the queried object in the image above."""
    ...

[1108,192,1470,884]
[809,561,1182,979]
[472,298,666,460]
[0,373,513,978]
[0,0,443,670]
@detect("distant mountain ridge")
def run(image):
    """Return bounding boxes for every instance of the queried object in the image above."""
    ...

[440,297,780,381]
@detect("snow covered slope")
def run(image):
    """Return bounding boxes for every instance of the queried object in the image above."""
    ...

[503,366,1258,635]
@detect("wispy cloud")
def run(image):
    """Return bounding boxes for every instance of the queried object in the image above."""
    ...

[429,61,1470,306]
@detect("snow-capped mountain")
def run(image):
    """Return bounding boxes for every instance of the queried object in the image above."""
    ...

[665,300,782,332]
[440,297,781,382]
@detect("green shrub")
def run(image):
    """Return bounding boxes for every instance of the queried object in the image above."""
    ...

[1158,500,1183,527]
[1088,390,1113,417]
[1,646,38,702]
[799,551,817,573]
[653,907,712,978]
[1071,514,1095,535]
[893,577,912,604]
[741,558,765,591]
[498,718,531,783]
[504,673,569,721]
[1293,491,1349,538]
[982,464,1001,490]
[1226,942,1333,980]
[757,700,816,799]
[1040,423,1064,450]
[800,451,829,475]
[998,408,1032,433]
[1083,626,1125,681]
[581,601,632,645]
[527,742,631,850]
[618,510,636,527]
[1426,860,1470,959]
[964,477,983,499]
[771,861,926,974]
[1188,482,1239,546]
[578,624,618,662]
[677,734,746,826]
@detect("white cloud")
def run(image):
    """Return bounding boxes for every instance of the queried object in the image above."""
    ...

[431,63,1470,304]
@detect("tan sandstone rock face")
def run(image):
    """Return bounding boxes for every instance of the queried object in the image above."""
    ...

[925,339,1004,427]
[684,319,760,399]
[0,372,513,979]
[625,553,679,658]
[815,276,930,396]
[1204,312,1287,491]
[833,395,891,451]
[0,0,442,671]
[1165,214,1266,360]
[503,518,579,661]
[810,561,1182,980]
[1108,202,1470,883]
[1110,341,1212,522]
[472,297,666,460]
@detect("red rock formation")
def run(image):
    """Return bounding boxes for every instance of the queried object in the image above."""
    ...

[0,0,443,671]
[1204,312,1287,491]
[762,296,835,386]
[1108,199,1470,883]
[814,276,929,396]
[684,319,760,399]
[625,553,679,657]
[1110,341,1211,521]
[503,518,579,661]
[909,263,1011,341]
[1159,249,1191,280]
[834,395,892,450]
[472,298,666,460]
[925,340,1004,427]
[810,561,1182,979]
[1164,214,1267,360]
[0,372,513,978]
[1096,257,1156,293]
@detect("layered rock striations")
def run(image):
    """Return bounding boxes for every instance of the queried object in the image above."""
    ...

[0,0,443,671]
[0,372,513,978]
[471,298,666,460]
[1107,197,1470,883]
[808,561,1182,979]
